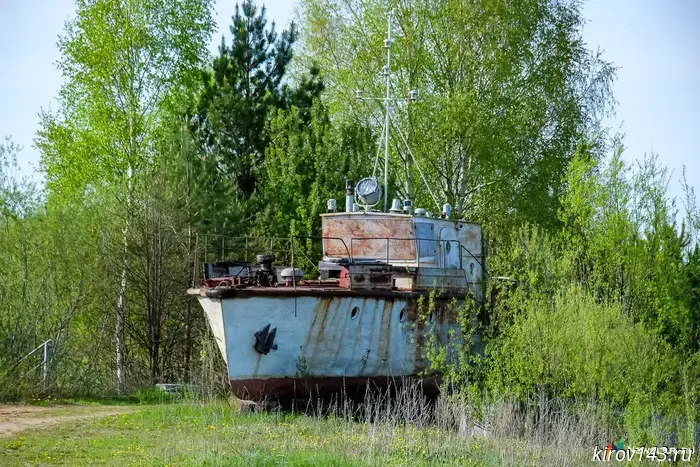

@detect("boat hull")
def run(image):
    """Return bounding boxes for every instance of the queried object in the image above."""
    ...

[197,293,460,400]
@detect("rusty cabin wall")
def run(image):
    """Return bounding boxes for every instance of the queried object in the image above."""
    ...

[321,213,416,260]
[321,213,483,267]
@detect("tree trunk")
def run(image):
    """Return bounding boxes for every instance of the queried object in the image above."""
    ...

[116,164,132,395]
[115,219,128,394]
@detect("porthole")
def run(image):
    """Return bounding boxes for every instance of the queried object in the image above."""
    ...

[445,242,451,253]
[351,306,360,320]
[399,308,407,322]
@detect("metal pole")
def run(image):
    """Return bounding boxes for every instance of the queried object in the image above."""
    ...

[204,235,208,264]
[42,340,50,391]
[291,238,296,290]
[383,10,392,212]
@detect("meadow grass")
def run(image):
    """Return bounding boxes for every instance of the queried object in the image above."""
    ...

[0,398,606,466]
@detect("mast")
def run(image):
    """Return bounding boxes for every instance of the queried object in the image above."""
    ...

[354,9,423,212]
[383,10,392,212]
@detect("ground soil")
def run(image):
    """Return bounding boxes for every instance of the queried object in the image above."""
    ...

[0,404,136,437]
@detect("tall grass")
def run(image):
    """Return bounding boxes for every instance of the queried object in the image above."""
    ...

[235,381,615,466]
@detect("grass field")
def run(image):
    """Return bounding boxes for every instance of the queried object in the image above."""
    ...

[0,400,617,466]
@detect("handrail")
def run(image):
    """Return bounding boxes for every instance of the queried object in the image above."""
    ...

[195,234,354,283]
[293,235,351,261]
[198,234,351,261]
[349,236,463,267]
[197,232,476,271]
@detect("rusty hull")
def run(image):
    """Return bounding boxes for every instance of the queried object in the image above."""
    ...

[230,375,442,400]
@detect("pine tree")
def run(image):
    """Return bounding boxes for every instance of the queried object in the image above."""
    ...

[194,1,323,200]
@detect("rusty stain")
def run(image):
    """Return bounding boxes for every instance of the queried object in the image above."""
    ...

[312,298,333,345]
[363,298,377,369]
[375,299,394,372]
[305,297,347,372]
[331,300,355,362]
[251,353,263,378]
[354,274,365,283]
[303,298,330,350]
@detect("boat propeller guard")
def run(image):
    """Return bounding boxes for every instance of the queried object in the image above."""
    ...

[253,323,278,355]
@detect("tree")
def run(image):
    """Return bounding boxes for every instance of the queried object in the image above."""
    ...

[36,0,214,392]
[193,1,324,209]
[298,0,616,235]
[254,102,374,251]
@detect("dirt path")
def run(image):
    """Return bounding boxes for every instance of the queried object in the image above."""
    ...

[0,404,138,437]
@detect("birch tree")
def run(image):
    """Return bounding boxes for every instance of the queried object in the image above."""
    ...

[37,0,214,393]
[297,0,616,234]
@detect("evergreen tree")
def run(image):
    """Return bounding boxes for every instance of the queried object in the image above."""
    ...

[194,1,323,201]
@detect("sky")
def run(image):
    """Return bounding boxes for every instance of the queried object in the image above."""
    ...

[1,0,698,205]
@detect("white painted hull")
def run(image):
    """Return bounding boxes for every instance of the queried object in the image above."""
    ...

[197,294,460,399]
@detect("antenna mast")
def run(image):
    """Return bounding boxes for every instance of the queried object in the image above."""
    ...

[383,10,392,212]
[354,9,418,212]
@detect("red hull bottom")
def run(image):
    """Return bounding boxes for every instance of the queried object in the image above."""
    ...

[230,375,440,401]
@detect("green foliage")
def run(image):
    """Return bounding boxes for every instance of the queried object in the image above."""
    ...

[417,143,700,444]
[488,287,674,409]
[23,0,217,395]
[253,103,373,241]
[193,0,324,203]
[298,0,616,234]
[37,0,215,198]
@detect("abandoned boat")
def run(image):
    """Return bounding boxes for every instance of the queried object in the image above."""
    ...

[187,11,485,401]
[187,193,485,400]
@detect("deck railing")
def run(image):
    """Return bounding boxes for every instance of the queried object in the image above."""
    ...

[194,233,485,283]
[349,236,464,269]
[194,234,350,282]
